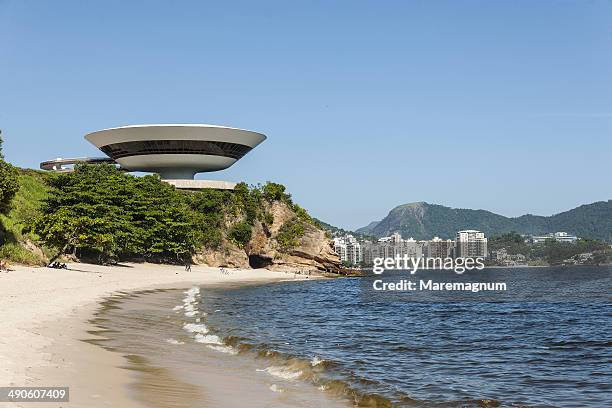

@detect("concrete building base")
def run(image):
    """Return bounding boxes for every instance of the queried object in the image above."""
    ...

[162,179,237,190]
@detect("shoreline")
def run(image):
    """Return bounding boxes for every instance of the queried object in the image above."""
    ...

[0,262,327,407]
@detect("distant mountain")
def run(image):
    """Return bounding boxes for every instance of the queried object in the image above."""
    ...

[356,200,612,242]
[314,218,376,241]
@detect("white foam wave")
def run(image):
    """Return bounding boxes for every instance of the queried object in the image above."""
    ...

[183,323,209,334]
[172,305,183,311]
[257,366,303,381]
[181,286,201,317]
[165,338,185,345]
[207,344,238,355]
[194,333,222,345]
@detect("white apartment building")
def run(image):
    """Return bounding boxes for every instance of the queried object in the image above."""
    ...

[455,230,488,258]
[333,235,362,265]
[397,237,424,258]
[532,232,578,244]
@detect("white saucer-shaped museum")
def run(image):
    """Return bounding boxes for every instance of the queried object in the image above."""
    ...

[84,124,266,180]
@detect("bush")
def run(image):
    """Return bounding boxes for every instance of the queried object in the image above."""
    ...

[0,161,19,214]
[228,221,252,247]
[262,182,291,203]
[292,203,314,224]
[0,242,45,265]
[276,219,305,251]
[263,212,274,226]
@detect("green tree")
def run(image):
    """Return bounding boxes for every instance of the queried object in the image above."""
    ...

[184,188,232,248]
[276,218,305,251]
[33,164,197,262]
[0,135,19,214]
[228,221,252,247]
[262,182,291,203]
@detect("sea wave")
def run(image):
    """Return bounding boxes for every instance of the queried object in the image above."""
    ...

[194,333,222,345]
[181,287,200,317]
[257,366,303,381]
[183,323,209,335]
[207,344,238,355]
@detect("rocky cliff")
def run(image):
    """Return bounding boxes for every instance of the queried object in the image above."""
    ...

[194,200,341,272]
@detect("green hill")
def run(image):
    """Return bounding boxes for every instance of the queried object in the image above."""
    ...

[313,218,375,241]
[356,201,612,241]
[0,166,341,271]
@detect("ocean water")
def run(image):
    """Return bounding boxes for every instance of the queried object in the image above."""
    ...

[93,266,612,407]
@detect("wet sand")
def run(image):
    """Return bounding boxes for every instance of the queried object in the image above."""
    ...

[0,262,339,408]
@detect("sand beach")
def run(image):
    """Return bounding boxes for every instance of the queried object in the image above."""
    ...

[0,263,340,408]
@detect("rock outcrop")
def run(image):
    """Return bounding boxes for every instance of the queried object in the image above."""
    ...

[194,201,341,273]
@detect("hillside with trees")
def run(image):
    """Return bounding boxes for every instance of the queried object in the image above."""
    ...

[357,201,612,241]
[488,232,610,265]
[0,157,340,271]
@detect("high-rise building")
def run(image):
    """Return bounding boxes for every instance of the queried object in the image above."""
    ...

[362,241,383,266]
[333,238,347,261]
[397,237,424,258]
[426,237,455,258]
[333,235,362,265]
[455,230,487,258]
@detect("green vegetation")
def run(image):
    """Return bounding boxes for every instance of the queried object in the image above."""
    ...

[0,136,19,214]
[0,161,320,264]
[533,238,609,265]
[0,170,50,264]
[0,163,19,214]
[315,218,376,241]
[33,165,196,263]
[262,182,291,202]
[276,218,305,251]
[184,188,232,248]
[228,221,253,247]
[1,135,49,265]
[488,232,531,255]
[488,231,611,265]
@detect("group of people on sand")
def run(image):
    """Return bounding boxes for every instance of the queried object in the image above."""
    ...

[181,262,235,275]
[48,261,68,269]
[293,269,312,278]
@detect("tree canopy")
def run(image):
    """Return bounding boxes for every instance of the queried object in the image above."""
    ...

[0,136,19,214]
[31,164,315,263]
[34,164,196,262]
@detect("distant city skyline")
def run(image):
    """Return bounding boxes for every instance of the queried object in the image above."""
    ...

[1,1,611,229]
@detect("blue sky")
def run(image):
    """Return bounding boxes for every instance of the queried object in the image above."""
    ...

[1,0,611,229]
